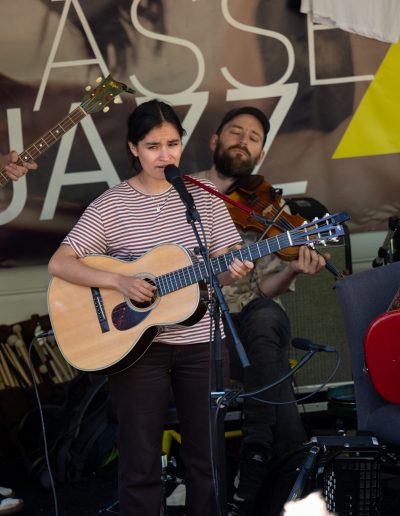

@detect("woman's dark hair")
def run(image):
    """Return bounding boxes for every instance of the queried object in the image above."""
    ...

[127,99,186,173]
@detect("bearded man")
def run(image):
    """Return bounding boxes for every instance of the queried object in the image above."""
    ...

[195,107,327,516]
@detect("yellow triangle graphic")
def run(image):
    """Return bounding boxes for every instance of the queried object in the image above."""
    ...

[333,41,400,159]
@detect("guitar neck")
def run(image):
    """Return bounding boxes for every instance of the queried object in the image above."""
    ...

[156,232,291,296]
[0,105,86,187]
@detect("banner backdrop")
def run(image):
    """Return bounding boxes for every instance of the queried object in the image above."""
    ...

[1,0,399,266]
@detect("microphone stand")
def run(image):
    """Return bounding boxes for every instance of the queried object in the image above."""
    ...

[175,194,251,516]
[177,177,323,516]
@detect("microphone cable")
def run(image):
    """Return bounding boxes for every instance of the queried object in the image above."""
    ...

[249,351,340,406]
[27,331,59,516]
[215,344,340,408]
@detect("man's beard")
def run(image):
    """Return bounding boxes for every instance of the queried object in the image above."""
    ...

[213,142,260,179]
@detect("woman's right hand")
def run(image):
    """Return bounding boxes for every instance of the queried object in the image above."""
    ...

[49,244,157,303]
[116,275,157,303]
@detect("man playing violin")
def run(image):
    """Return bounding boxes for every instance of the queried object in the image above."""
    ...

[195,107,327,516]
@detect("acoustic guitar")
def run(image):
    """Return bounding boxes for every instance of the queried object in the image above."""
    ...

[0,74,135,187]
[364,308,400,404]
[48,212,348,375]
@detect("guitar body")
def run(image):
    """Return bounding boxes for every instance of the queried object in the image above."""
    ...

[48,243,204,375]
[364,309,400,404]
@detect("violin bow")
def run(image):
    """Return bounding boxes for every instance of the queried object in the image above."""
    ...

[183,175,278,228]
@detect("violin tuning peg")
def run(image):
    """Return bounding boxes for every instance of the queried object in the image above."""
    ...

[103,106,110,113]
[96,76,103,83]
[85,85,92,91]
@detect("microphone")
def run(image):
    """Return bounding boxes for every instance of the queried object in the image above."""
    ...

[292,337,336,353]
[164,164,198,219]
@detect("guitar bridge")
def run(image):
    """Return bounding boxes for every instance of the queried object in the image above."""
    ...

[91,287,110,333]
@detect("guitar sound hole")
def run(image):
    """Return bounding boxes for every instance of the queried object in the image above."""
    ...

[129,278,158,310]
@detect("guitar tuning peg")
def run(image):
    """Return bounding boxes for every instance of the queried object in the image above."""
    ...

[96,77,103,83]
[312,217,319,222]
[320,240,326,246]
[85,85,92,91]
[103,106,110,113]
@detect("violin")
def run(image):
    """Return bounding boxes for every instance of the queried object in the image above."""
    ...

[225,175,306,261]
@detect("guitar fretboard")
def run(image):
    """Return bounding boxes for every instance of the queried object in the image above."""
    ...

[156,231,291,296]
[0,106,86,187]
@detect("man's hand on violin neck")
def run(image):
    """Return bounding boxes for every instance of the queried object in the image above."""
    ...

[288,246,329,276]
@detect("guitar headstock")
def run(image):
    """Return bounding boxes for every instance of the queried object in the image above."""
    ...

[290,212,349,247]
[80,75,135,115]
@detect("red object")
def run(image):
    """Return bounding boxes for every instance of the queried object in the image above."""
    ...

[364,309,400,404]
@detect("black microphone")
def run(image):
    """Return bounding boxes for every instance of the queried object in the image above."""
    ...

[164,164,197,213]
[292,337,336,353]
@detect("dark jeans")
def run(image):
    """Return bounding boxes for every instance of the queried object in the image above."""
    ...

[226,297,307,458]
[108,341,229,516]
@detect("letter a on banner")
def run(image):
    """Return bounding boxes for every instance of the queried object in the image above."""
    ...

[34,0,111,111]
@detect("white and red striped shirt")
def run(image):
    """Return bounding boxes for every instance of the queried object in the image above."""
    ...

[63,177,240,345]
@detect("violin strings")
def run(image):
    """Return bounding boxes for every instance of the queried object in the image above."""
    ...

[261,203,296,232]
[245,198,324,244]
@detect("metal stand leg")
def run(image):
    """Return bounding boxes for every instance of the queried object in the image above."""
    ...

[279,445,320,515]
[161,453,169,516]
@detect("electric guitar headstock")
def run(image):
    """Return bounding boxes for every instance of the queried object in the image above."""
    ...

[80,74,135,115]
[0,75,135,187]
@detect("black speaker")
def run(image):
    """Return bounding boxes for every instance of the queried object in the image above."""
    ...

[286,196,329,221]
[280,241,353,387]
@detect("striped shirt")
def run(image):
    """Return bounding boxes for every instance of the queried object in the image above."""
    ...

[63,177,241,344]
